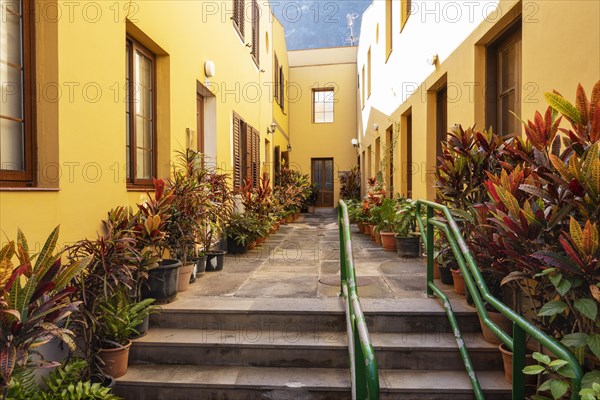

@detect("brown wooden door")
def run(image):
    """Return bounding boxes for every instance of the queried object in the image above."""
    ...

[436,86,447,160]
[312,158,334,207]
[196,94,204,153]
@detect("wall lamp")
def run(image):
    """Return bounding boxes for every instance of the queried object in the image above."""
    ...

[267,122,277,134]
[287,144,292,152]
[351,138,360,148]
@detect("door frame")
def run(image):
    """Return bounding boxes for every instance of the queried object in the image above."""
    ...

[311,157,334,207]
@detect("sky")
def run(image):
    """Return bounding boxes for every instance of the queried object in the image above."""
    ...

[270,0,372,50]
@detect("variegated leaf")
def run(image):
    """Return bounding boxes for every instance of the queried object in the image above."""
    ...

[545,92,583,125]
[53,256,90,291]
[496,185,521,219]
[569,217,585,255]
[33,226,60,278]
[582,220,599,256]
[549,154,570,181]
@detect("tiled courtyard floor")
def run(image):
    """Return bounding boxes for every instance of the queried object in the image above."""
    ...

[183,210,430,300]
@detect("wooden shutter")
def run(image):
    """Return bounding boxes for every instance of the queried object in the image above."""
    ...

[252,0,259,64]
[233,113,242,190]
[252,129,260,187]
[274,55,279,103]
[245,123,253,185]
[279,70,285,111]
[234,0,245,37]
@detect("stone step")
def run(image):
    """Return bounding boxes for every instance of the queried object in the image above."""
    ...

[150,296,482,334]
[130,329,503,370]
[114,365,512,400]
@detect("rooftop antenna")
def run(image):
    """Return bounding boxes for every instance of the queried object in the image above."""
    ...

[345,13,359,46]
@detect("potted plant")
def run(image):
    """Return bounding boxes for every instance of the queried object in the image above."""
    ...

[201,171,233,272]
[136,179,181,304]
[377,198,399,251]
[0,228,89,395]
[307,183,318,214]
[226,212,253,254]
[394,199,420,258]
[96,292,154,378]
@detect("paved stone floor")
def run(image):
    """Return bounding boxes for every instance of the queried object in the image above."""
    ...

[184,210,428,299]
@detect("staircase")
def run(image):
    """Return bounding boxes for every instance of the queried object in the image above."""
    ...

[114,296,511,399]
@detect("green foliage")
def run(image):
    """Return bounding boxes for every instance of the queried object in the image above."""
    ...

[395,198,418,237]
[339,166,361,200]
[8,360,121,400]
[96,293,155,347]
[0,228,89,390]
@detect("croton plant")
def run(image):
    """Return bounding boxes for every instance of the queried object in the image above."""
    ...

[435,80,600,398]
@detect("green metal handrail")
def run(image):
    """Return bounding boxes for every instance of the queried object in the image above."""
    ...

[416,199,584,400]
[338,200,380,400]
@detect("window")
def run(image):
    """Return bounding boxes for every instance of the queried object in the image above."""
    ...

[367,47,372,98]
[251,0,259,65]
[279,67,285,111]
[126,38,156,186]
[232,112,260,189]
[385,0,392,60]
[401,0,411,32]
[233,0,245,38]
[375,138,381,175]
[312,88,334,124]
[274,54,279,103]
[1,0,36,186]
[361,66,365,109]
[486,23,522,136]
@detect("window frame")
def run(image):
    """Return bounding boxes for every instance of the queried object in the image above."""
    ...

[400,0,411,32]
[0,0,37,187]
[312,88,335,124]
[251,0,259,66]
[233,0,245,40]
[126,37,157,188]
[385,0,393,61]
[232,112,260,190]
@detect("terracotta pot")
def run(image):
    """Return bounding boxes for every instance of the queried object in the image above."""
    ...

[433,259,440,279]
[451,268,465,295]
[307,205,315,214]
[380,232,397,251]
[357,222,365,233]
[269,226,277,234]
[176,263,194,292]
[374,229,382,245]
[295,212,300,220]
[364,223,373,236]
[370,226,378,242]
[280,218,287,225]
[98,340,131,379]
[286,216,294,223]
[247,241,257,250]
[257,236,266,245]
[479,310,512,345]
[499,343,536,384]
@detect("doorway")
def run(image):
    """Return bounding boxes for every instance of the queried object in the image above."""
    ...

[196,94,204,153]
[311,158,334,207]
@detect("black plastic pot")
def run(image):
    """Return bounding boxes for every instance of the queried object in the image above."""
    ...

[206,251,225,272]
[129,314,150,339]
[227,236,247,254]
[189,256,207,283]
[395,235,421,258]
[142,259,181,304]
[91,374,115,389]
[439,266,454,285]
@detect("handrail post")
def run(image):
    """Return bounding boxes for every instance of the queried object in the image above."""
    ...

[512,323,526,400]
[339,206,347,295]
[426,205,434,297]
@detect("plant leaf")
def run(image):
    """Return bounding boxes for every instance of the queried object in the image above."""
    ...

[523,365,546,375]
[550,379,569,399]
[539,300,568,317]
[545,92,583,125]
[585,334,600,360]
[574,298,597,320]
[562,332,588,348]
[533,352,551,365]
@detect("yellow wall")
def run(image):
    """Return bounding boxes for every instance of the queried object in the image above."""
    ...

[0,1,285,247]
[357,0,600,201]
[289,47,358,206]
[270,16,290,176]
